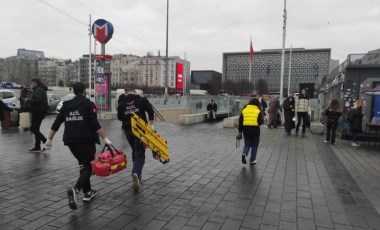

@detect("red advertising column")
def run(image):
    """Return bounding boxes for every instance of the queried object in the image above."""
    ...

[176,63,183,90]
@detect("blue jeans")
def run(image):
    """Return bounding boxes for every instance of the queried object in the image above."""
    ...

[243,136,260,162]
[207,111,216,120]
[352,132,358,143]
[125,129,145,177]
[285,128,292,135]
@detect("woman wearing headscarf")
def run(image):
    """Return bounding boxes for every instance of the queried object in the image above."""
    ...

[268,96,282,128]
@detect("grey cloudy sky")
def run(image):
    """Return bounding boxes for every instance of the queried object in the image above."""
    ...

[1,0,379,72]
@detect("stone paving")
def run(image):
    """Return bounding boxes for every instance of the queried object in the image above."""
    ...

[0,115,380,230]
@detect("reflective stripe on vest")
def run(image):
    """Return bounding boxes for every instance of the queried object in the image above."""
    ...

[242,105,260,126]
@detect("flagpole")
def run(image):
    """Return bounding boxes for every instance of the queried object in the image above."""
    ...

[249,35,252,93]
[93,38,97,102]
[287,45,292,96]
[88,14,92,98]
[279,0,287,103]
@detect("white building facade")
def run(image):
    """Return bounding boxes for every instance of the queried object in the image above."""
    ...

[110,54,190,89]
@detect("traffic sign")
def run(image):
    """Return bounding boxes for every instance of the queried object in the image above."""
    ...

[92,19,114,44]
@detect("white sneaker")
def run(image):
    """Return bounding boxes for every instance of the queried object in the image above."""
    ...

[132,173,140,192]
[324,140,330,143]
[83,190,97,202]
[351,142,359,147]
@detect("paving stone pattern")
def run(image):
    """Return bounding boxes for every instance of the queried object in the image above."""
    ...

[0,115,380,230]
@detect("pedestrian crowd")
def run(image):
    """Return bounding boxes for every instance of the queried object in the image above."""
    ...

[1,81,366,211]
[235,88,364,166]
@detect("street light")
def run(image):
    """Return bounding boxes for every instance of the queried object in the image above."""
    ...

[165,0,169,95]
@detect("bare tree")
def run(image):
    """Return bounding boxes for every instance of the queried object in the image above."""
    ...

[2,57,25,83]
[0,58,8,82]
[256,78,269,95]
[208,77,222,95]
[222,80,235,95]
[0,57,38,85]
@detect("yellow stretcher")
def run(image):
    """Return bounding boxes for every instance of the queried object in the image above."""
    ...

[131,113,170,164]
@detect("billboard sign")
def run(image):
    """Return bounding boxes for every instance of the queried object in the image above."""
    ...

[95,73,109,110]
[93,54,113,60]
[176,63,183,89]
[92,19,114,44]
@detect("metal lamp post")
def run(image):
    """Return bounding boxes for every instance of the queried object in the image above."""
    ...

[165,0,169,95]
[279,0,287,103]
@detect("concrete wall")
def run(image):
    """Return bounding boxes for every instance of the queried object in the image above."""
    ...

[99,108,186,123]
[156,108,186,123]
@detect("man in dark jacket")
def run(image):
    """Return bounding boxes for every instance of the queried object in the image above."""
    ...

[44,82,112,210]
[117,89,154,192]
[25,78,49,152]
[207,99,217,122]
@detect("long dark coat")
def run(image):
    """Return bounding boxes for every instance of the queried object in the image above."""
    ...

[268,98,281,126]
[349,107,363,133]
[283,99,295,129]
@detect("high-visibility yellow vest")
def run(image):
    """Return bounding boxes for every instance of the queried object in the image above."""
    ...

[242,105,260,126]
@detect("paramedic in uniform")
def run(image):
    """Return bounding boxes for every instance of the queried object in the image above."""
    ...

[117,88,155,192]
[44,82,112,210]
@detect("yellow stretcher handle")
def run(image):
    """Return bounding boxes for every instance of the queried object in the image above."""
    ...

[131,113,170,163]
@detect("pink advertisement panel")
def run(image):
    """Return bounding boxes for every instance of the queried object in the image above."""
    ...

[95,73,109,110]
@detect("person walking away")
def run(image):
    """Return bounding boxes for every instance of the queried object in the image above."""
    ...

[24,78,49,152]
[117,88,155,192]
[283,96,296,135]
[295,88,310,137]
[0,97,13,129]
[258,95,267,113]
[44,82,112,210]
[207,99,217,122]
[237,98,264,165]
[268,96,281,128]
[258,95,267,122]
[324,99,342,144]
[348,99,363,147]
